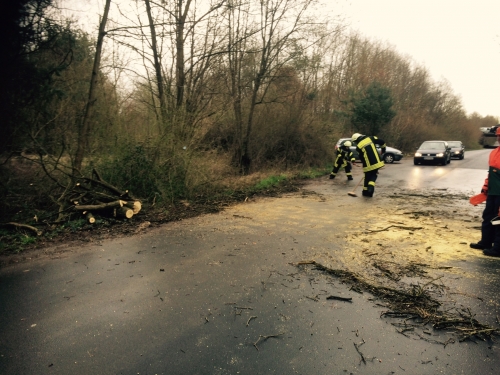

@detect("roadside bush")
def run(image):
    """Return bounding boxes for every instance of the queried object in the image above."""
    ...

[93,142,235,204]
[95,144,160,200]
[95,143,191,203]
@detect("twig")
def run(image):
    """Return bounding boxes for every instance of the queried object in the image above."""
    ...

[305,295,319,302]
[246,316,257,326]
[353,339,366,364]
[421,275,444,289]
[366,225,423,233]
[253,332,285,351]
[326,295,352,302]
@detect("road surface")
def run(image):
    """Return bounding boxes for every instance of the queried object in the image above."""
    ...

[1,149,499,375]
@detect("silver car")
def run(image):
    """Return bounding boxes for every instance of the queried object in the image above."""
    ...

[335,138,404,164]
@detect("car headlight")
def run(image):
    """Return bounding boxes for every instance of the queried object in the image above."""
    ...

[454,151,460,154]
[436,153,444,157]
[415,152,422,157]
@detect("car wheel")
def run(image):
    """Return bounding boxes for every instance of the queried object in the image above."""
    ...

[383,153,394,164]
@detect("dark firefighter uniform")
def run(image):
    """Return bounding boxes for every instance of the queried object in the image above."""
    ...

[470,139,500,256]
[353,134,386,197]
[330,142,355,180]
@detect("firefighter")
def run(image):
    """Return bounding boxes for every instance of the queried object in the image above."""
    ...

[351,133,386,197]
[330,140,355,180]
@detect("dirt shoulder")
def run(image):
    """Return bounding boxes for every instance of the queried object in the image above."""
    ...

[0,179,303,267]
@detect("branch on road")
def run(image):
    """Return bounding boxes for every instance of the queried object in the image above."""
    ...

[253,332,285,351]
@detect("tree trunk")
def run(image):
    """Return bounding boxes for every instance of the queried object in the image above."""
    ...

[144,0,167,123]
[176,0,192,108]
[73,0,112,174]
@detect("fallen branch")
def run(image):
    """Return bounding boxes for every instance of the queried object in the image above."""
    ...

[73,200,127,211]
[294,260,500,342]
[2,222,42,236]
[79,174,134,199]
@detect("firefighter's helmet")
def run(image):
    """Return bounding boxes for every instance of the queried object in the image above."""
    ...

[351,133,362,141]
[343,140,352,147]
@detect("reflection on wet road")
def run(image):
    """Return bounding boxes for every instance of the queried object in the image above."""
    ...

[382,149,490,194]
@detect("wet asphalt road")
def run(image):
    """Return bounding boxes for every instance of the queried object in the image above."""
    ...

[1,149,499,375]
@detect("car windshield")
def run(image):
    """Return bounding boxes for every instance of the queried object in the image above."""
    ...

[447,142,462,147]
[420,142,445,150]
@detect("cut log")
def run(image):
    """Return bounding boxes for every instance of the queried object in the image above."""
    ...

[85,212,96,224]
[116,206,134,219]
[124,200,142,214]
[73,200,127,211]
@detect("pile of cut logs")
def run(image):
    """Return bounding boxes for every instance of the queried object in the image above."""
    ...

[68,169,142,223]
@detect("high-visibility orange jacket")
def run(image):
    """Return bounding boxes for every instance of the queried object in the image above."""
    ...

[482,147,500,195]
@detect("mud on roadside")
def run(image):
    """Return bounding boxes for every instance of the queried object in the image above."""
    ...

[295,178,499,344]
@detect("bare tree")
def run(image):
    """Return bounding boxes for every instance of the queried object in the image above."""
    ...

[226,0,318,173]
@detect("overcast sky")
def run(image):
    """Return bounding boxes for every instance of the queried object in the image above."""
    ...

[336,0,500,119]
[64,0,500,119]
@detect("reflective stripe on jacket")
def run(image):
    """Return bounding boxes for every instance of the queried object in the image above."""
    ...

[334,149,354,168]
[355,135,385,172]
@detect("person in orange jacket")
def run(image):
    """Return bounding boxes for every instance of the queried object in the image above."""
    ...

[470,127,500,257]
